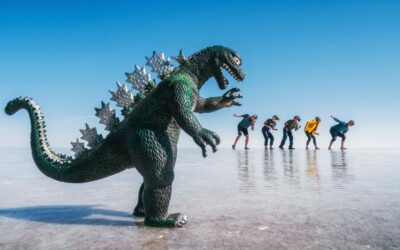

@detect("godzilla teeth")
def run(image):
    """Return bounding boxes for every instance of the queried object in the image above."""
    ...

[221,64,241,82]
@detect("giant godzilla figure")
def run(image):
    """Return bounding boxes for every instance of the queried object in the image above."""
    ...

[5,45,245,227]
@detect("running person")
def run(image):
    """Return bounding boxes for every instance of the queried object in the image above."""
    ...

[328,115,355,150]
[279,116,301,149]
[304,116,321,150]
[232,114,257,149]
[262,115,279,149]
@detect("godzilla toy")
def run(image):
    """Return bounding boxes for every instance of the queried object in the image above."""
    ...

[5,45,245,227]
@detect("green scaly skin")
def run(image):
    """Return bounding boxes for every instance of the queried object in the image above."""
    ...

[5,45,245,227]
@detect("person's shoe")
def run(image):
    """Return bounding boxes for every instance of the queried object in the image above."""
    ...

[270,146,274,149]
[265,146,268,149]
[315,147,320,150]
[245,147,250,150]
[288,147,295,150]
[232,145,235,150]
[341,147,347,150]
[279,146,284,149]
[306,146,309,150]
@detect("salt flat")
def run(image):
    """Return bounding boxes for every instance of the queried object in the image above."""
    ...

[0,148,399,249]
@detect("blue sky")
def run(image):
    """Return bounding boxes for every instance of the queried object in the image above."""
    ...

[1,0,399,150]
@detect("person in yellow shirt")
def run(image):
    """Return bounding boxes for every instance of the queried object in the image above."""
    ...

[304,116,321,150]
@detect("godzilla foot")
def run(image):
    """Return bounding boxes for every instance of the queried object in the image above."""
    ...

[144,213,188,228]
[133,182,145,217]
[132,204,145,217]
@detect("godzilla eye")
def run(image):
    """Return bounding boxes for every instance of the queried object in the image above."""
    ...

[233,56,241,66]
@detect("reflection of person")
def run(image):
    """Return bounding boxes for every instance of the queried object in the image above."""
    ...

[262,115,279,149]
[232,114,257,150]
[279,116,301,150]
[328,115,355,150]
[304,116,321,150]
[306,150,319,179]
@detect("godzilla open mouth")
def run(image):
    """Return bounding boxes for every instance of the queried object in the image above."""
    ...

[216,62,245,90]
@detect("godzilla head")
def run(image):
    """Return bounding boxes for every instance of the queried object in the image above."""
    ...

[183,45,245,90]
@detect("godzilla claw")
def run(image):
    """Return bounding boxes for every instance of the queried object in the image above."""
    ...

[194,128,220,157]
[204,129,221,145]
[220,88,243,108]
[145,213,189,227]
[133,205,145,217]
[233,101,242,106]
[222,87,240,98]
[201,144,207,158]
[167,213,188,227]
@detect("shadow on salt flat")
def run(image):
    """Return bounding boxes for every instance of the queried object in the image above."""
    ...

[0,205,142,227]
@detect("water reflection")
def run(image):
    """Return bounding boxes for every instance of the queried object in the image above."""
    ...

[281,150,300,184]
[330,150,353,187]
[236,150,255,192]
[234,149,355,191]
[306,150,320,180]
[263,149,277,187]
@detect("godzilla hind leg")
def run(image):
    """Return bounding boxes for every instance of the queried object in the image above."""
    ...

[133,182,145,217]
[130,129,187,227]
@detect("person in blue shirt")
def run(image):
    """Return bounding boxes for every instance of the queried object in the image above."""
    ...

[328,115,355,150]
[262,115,279,149]
[232,113,257,149]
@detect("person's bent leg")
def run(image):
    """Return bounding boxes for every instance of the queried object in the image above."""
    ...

[245,135,249,149]
[279,129,287,149]
[233,135,241,149]
[311,134,318,149]
[233,126,242,149]
[328,139,335,149]
[288,131,294,149]
[340,134,347,150]
[329,128,337,149]
[269,131,274,149]
[262,127,269,148]
[305,131,311,149]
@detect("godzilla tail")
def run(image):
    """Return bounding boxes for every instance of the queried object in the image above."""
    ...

[5,97,133,183]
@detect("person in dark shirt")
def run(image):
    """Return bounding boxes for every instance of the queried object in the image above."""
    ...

[232,113,257,149]
[279,115,301,149]
[328,115,355,150]
[261,115,279,149]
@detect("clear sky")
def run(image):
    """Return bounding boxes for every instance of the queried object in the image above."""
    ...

[1,0,399,150]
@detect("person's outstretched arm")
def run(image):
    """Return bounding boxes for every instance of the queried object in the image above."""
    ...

[331,115,343,123]
[234,114,244,118]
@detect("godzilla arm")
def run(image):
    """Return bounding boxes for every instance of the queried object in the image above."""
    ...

[170,81,220,157]
[194,88,242,113]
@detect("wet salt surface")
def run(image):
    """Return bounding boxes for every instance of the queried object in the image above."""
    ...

[0,148,399,249]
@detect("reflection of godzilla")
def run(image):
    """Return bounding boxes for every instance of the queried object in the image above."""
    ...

[5,46,245,227]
